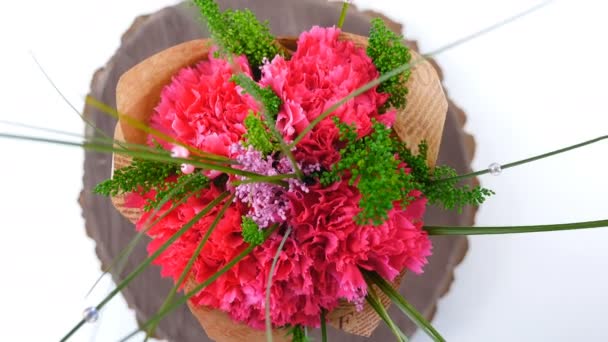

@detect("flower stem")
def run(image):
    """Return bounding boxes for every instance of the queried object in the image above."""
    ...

[434,135,607,183]
[425,219,608,236]
[31,53,117,143]
[86,181,200,298]
[60,192,230,342]
[86,96,230,162]
[120,225,280,341]
[320,309,328,342]
[337,2,350,29]
[145,194,236,341]
[266,226,292,342]
[365,285,408,342]
[259,108,305,180]
[363,270,445,342]
[0,132,279,180]
[290,58,425,147]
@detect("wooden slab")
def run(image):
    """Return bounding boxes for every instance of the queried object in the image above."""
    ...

[80,1,477,341]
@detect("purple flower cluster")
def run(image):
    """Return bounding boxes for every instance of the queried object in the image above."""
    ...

[230,143,318,228]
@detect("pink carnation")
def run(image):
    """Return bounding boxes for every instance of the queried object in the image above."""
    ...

[150,52,254,156]
[260,26,396,168]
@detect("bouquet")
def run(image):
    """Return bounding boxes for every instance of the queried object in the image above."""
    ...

[94,1,490,340]
[4,1,602,341]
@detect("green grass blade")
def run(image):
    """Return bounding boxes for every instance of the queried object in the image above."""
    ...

[119,225,279,342]
[144,194,236,340]
[30,53,117,143]
[321,309,328,342]
[425,219,608,236]
[85,96,230,162]
[265,226,292,342]
[289,57,424,147]
[60,192,230,342]
[0,132,287,180]
[364,271,445,342]
[290,1,553,148]
[364,283,408,342]
[85,177,204,298]
[433,134,607,183]
[423,1,553,57]
[0,120,94,139]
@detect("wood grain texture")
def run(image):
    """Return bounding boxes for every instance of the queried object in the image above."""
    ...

[81,1,476,341]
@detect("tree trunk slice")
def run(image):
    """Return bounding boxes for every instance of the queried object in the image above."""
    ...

[80,1,477,341]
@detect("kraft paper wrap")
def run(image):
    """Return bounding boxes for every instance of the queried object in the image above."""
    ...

[110,34,447,341]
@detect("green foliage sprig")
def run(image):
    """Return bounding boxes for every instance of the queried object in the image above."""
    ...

[94,157,179,197]
[93,148,210,212]
[241,216,265,245]
[243,111,277,154]
[287,325,311,342]
[322,119,494,225]
[231,74,282,119]
[193,0,281,69]
[367,18,412,111]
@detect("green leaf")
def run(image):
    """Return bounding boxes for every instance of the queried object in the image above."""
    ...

[320,309,328,342]
[86,96,230,163]
[86,178,202,298]
[145,194,236,340]
[363,270,445,342]
[266,226,292,342]
[119,225,280,342]
[368,18,411,110]
[365,284,408,342]
[61,192,231,342]
[425,219,608,235]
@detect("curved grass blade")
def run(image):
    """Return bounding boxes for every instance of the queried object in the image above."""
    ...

[0,132,295,181]
[433,135,608,183]
[144,194,236,341]
[0,119,165,155]
[291,1,553,147]
[60,192,230,342]
[85,96,231,162]
[425,219,608,236]
[364,283,408,342]
[289,57,424,147]
[30,53,116,143]
[423,1,552,57]
[364,270,445,342]
[86,177,205,297]
[265,226,292,342]
[119,224,279,342]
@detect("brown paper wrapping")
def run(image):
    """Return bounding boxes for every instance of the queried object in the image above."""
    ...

[110,34,447,341]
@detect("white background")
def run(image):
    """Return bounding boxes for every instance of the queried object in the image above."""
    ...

[0,1,607,341]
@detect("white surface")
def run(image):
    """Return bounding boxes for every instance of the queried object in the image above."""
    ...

[0,1,606,341]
